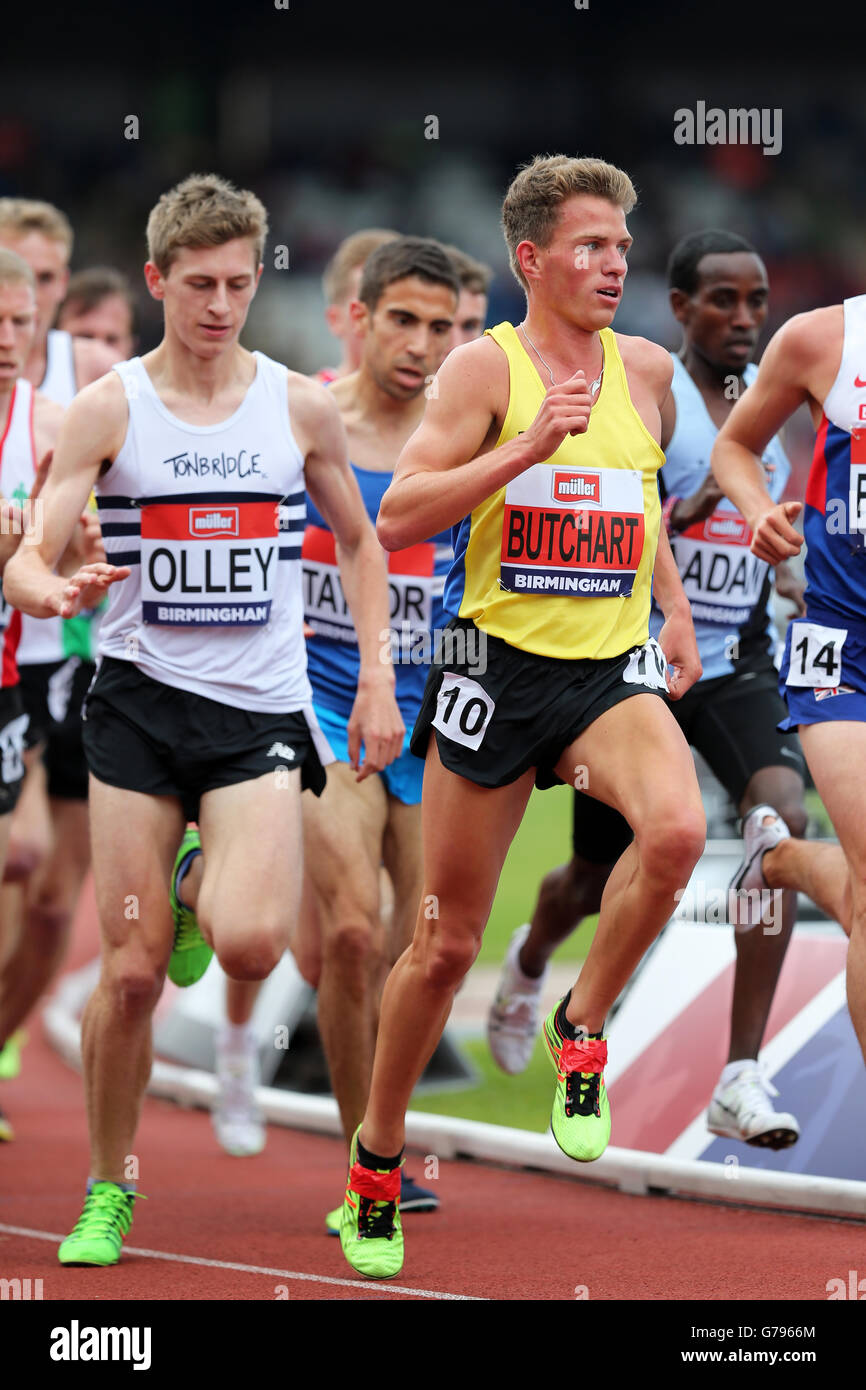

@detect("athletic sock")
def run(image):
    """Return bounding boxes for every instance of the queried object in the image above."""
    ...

[720,1058,758,1087]
[87,1177,136,1194]
[220,1022,255,1049]
[357,1137,404,1172]
[556,995,603,1042]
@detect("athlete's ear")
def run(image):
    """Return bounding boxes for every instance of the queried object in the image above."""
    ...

[143,261,166,302]
[515,239,542,289]
[668,287,691,327]
[348,297,370,335]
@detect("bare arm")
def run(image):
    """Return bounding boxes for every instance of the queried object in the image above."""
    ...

[377,336,593,551]
[4,374,129,618]
[291,377,404,776]
[711,314,830,562]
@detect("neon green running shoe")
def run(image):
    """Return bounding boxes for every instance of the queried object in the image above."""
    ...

[0,1029,25,1080]
[58,1183,143,1266]
[543,1001,611,1162]
[325,1205,340,1235]
[168,827,211,988]
[339,1127,404,1279]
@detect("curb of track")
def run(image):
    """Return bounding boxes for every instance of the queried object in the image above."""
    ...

[45,959,866,1224]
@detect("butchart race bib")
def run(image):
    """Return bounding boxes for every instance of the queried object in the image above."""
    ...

[500,465,645,597]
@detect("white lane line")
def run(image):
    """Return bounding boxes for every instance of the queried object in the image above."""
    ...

[0,1224,485,1301]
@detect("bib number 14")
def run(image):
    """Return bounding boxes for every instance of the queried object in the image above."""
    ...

[786,621,847,689]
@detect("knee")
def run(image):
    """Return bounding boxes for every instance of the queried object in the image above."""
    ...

[322,918,383,973]
[637,810,706,886]
[2,841,44,883]
[217,929,284,982]
[421,921,483,990]
[104,959,164,1017]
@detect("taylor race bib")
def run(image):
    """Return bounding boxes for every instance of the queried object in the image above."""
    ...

[302,525,437,643]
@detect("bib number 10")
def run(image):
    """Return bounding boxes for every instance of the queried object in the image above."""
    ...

[786,621,847,689]
[431,673,495,751]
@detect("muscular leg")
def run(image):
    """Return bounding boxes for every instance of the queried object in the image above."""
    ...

[727,766,807,1064]
[788,723,866,1060]
[0,798,90,1044]
[303,764,388,1146]
[83,778,185,1181]
[381,797,423,965]
[555,696,706,1032]
[362,746,534,1156]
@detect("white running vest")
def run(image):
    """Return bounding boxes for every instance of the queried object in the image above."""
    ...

[0,380,35,682]
[98,353,311,712]
[39,329,77,407]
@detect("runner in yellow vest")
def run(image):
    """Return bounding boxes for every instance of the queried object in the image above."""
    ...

[337,154,707,1279]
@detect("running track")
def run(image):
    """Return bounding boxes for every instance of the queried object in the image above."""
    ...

[0,886,861,1301]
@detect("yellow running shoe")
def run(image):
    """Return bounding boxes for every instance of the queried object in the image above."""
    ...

[339,1127,404,1279]
[543,1000,610,1162]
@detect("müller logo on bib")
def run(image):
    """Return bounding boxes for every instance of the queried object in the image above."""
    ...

[703,514,749,544]
[188,506,240,539]
[552,471,600,505]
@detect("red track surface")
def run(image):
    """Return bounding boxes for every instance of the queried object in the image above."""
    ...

[0,884,861,1301]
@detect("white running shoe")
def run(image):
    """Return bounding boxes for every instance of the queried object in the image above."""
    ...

[707,1063,800,1149]
[487,924,548,1075]
[729,804,790,931]
[212,1026,266,1157]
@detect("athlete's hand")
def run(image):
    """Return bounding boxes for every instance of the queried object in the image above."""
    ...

[522,370,594,462]
[58,510,106,576]
[748,501,803,565]
[347,674,405,781]
[50,562,131,619]
[657,600,702,700]
[671,472,724,530]
[774,559,806,617]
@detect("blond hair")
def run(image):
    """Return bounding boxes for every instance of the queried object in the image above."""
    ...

[322,228,399,306]
[146,173,268,274]
[0,247,36,290]
[0,198,73,257]
[502,155,637,290]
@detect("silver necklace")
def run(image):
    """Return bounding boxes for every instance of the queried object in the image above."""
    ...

[520,324,604,397]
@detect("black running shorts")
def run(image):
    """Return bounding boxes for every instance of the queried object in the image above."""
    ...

[0,684,28,816]
[571,651,806,862]
[19,657,95,801]
[409,617,668,790]
[82,657,327,822]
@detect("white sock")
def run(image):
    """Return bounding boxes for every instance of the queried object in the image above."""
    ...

[220,1022,255,1050]
[719,1058,757,1088]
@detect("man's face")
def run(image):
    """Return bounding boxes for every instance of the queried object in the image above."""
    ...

[520,194,631,330]
[671,252,769,373]
[449,288,488,350]
[0,281,37,387]
[0,231,69,342]
[59,293,135,363]
[357,275,456,400]
[145,238,262,358]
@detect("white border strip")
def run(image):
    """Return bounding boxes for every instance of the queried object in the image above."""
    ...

[43,962,866,1223]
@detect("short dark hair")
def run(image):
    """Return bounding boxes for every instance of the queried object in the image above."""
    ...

[667,230,760,296]
[442,244,494,296]
[59,266,137,331]
[359,236,460,313]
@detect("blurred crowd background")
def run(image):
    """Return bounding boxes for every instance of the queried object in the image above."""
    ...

[3,0,865,492]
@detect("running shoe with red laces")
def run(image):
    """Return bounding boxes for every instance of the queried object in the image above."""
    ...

[339,1126,404,1279]
[543,1000,610,1162]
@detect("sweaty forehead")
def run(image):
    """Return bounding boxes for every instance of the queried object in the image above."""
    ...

[170,238,259,277]
[554,195,629,237]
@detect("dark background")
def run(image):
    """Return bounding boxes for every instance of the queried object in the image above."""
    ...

[3,0,863,482]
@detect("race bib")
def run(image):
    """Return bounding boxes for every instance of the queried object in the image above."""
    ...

[302,525,436,644]
[786,621,847,689]
[140,498,279,626]
[622,638,669,692]
[672,509,768,625]
[849,428,866,535]
[500,465,645,597]
[431,673,495,750]
[0,711,28,785]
